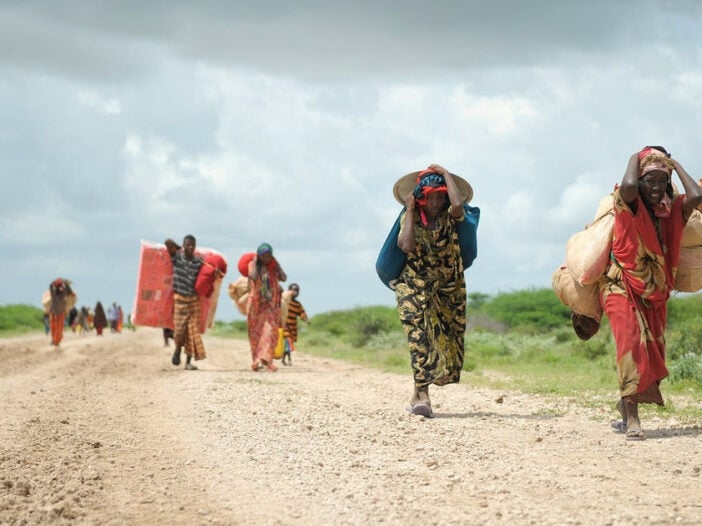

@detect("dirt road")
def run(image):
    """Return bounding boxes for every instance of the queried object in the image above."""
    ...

[1,329,701,525]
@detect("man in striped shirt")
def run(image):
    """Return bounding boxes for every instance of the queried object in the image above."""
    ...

[165,235,204,370]
[280,283,310,365]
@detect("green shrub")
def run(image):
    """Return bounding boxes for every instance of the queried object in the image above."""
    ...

[0,305,44,334]
[668,353,702,384]
[481,288,571,332]
[311,306,401,347]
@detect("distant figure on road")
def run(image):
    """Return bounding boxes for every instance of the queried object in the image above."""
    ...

[107,302,119,333]
[94,302,108,336]
[47,278,75,347]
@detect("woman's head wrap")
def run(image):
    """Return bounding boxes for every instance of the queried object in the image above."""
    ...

[638,146,675,218]
[638,146,674,179]
[257,243,273,256]
[411,169,449,226]
[412,169,448,206]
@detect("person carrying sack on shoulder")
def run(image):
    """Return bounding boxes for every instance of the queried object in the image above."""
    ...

[601,146,702,440]
[394,163,474,417]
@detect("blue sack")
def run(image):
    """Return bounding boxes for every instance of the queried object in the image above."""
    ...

[458,204,480,270]
[375,204,480,289]
[375,209,407,289]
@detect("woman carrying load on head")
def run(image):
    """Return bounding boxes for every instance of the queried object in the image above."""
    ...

[247,243,287,372]
[601,147,702,440]
[394,163,473,417]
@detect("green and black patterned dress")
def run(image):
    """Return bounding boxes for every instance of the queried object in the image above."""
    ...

[394,208,466,388]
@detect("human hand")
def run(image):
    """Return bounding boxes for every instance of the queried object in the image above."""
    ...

[404,192,415,211]
[164,239,180,252]
[428,163,449,177]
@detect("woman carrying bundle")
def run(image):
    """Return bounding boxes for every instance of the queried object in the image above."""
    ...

[247,243,287,372]
[602,146,702,440]
[394,163,473,417]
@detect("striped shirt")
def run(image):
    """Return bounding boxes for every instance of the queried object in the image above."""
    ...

[171,252,203,297]
[285,298,308,341]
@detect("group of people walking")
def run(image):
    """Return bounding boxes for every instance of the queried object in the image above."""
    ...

[164,237,309,372]
[48,146,691,442]
[44,278,125,347]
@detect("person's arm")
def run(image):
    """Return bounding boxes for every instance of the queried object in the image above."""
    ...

[428,163,464,218]
[164,238,180,256]
[397,194,416,253]
[275,258,287,282]
[673,158,702,215]
[619,153,640,206]
[248,257,259,280]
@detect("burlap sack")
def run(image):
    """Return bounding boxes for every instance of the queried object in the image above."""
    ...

[675,246,702,292]
[682,209,702,248]
[565,210,614,286]
[593,193,614,221]
[552,265,602,321]
[41,290,51,313]
[228,276,249,316]
[65,291,77,314]
[42,289,77,314]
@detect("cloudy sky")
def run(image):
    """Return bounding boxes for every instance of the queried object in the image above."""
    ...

[2,1,702,320]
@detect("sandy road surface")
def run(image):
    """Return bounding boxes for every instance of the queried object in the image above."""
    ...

[1,329,701,525]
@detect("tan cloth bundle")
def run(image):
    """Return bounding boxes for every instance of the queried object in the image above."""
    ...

[552,265,602,321]
[228,276,249,316]
[42,290,77,314]
[682,209,702,248]
[205,276,223,329]
[565,194,614,286]
[676,193,702,291]
[675,247,702,292]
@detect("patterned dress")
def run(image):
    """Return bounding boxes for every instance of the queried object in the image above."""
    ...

[247,260,283,365]
[599,188,686,404]
[394,207,466,388]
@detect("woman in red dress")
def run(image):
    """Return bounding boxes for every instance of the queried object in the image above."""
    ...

[601,146,702,440]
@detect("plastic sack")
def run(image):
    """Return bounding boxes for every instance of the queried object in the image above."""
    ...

[375,209,407,289]
[195,253,228,298]
[458,204,480,270]
[237,253,255,277]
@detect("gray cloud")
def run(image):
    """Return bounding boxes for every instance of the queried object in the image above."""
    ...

[3,2,702,318]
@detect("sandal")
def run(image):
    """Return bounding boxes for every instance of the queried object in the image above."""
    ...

[251,361,265,372]
[611,420,627,433]
[625,429,645,441]
[411,402,433,418]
